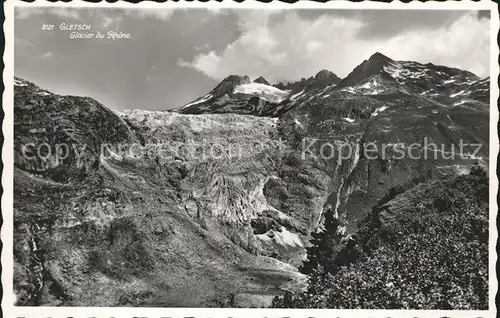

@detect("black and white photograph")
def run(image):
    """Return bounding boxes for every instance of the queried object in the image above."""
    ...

[2,1,498,316]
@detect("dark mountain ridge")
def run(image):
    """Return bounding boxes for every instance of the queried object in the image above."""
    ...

[337,52,396,88]
[254,76,271,85]
[275,69,342,91]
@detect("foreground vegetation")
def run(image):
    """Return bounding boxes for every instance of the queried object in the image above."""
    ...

[273,166,488,309]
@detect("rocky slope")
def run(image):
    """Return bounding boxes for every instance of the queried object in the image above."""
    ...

[13,52,490,307]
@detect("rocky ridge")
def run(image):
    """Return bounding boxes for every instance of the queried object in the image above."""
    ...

[178,69,342,116]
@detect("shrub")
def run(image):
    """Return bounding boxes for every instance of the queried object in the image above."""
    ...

[50,164,70,182]
[299,207,346,275]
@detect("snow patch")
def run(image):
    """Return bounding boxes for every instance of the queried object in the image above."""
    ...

[371,105,388,117]
[343,117,355,123]
[290,90,305,101]
[258,227,303,248]
[356,78,388,95]
[294,118,304,128]
[383,62,404,79]
[275,227,303,247]
[453,100,469,107]
[341,87,357,94]
[14,79,27,87]
[182,94,213,109]
[234,82,290,103]
[360,79,379,89]
[384,62,432,83]
[450,90,466,98]
[256,227,303,248]
[443,79,456,84]
[367,88,386,95]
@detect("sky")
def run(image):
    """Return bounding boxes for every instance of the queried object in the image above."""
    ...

[15,7,491,111]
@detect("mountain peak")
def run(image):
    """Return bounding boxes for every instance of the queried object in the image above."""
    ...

[337,53,395,88]
[368,52,393,63]
[211,75,251,97]
[310,69,341,88]
[314,69,337,79]
[253,76,270,85]
[222,74,251,84]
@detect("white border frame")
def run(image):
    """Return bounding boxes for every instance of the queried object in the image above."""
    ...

[2,1,498,317]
